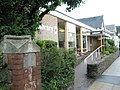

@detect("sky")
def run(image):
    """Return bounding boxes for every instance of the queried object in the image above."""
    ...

[56,0,120,26]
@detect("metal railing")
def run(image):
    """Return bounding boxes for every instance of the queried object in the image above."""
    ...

[84,45,104,64]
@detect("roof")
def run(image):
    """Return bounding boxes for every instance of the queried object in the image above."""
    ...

[77,15,103,29]
[55,10,77,21]
[105,24,116,30]
[49,11,97,31]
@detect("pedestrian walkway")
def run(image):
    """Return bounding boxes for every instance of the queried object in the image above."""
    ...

[88,56,120,90]
[74,61,87,90]
[74,60,95,90]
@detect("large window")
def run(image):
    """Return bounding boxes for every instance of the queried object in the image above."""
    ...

[76,27,80,48]
[68,32,75,48]
[83,36,86,49]
[58,20,65,48]
[58,29,65,48]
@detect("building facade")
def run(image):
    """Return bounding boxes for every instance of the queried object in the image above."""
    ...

[36,11,118,54]
[36,14,58,43]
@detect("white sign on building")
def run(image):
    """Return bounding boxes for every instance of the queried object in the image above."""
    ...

[38,24,57,34]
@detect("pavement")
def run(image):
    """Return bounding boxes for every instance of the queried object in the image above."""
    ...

[68,55,120,90]
[74,61,87,90]
[88,56,120,90]
[74,60,95,90]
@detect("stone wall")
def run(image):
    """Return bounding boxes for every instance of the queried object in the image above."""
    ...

[87,50,119,78]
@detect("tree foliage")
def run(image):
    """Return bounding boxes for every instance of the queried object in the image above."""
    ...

[116,26,120,36]
[0,0,84,41]
[102,39,117,55]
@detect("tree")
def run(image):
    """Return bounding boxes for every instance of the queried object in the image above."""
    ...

[116,26,120,36]
[0,0,84,41]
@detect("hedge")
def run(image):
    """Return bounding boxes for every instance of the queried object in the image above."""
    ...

[37,40,77,90]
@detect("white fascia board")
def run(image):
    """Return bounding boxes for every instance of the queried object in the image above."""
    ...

[105,29,113,34]
[103,32,112,38]
[49,11,97,32]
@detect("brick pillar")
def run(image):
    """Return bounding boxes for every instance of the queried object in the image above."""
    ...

[2,35,41,90]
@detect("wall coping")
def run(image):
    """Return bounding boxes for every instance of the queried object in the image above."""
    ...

[2,35,40,53]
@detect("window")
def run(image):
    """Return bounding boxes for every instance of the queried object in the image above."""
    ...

[83,36,86,48]
[76,27,80,48]
[68,32,75,48]
[58,30,65,48]
[58,21,65,48]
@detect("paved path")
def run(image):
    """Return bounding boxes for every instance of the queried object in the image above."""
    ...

[88,56,120,90]
[74,61,95,90]
[74,61,87,90]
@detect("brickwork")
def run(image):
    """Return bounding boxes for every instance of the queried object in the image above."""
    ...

[7,53,41,90]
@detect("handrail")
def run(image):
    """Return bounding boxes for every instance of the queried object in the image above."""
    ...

[84,45,104,64]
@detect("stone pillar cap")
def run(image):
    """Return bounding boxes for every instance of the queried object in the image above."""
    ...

[2,35,40,53]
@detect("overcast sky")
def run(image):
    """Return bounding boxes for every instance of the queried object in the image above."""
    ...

[56,0,120,26]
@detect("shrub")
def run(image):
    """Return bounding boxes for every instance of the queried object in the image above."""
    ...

[0,50,9,90]
[0,83,8,90]
[106,46,118,54]
[104,39,118,54]
[107,39,115,46]
[37,40,77,90]
[111,46,117,51]
[36,40,57,49]
[107,48,114,53]
[102,50,110,55]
